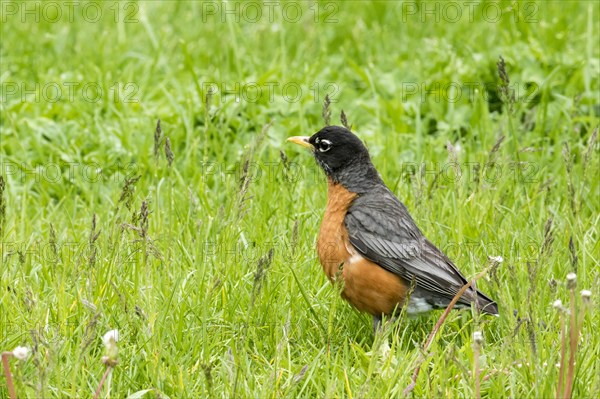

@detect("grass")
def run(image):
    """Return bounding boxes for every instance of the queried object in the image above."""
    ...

[1,1,599,397]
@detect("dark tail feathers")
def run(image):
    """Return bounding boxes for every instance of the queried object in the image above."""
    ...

[475,290,499,315]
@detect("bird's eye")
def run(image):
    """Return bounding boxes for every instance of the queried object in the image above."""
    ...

[318,139,332,152]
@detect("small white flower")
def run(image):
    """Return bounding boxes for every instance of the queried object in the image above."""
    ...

[12,346,30,360]
[102,329,119,347]
[102,329,119,362]
[488,255,504,263]
[473,331,484,345]
[566,273,577,289]
[552,299,563,309]
[580,290,591,299]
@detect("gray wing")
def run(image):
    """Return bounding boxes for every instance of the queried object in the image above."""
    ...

[345,188,497,312]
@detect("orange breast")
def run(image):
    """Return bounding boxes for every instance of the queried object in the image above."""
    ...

[316,180,408,316]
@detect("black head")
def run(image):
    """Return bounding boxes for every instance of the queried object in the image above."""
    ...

[307,126,370,174]
[287,126,383,192]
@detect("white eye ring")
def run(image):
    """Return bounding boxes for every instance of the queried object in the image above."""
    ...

[318,139,332,152]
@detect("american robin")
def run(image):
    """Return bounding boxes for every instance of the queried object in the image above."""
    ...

[288,126,498,331]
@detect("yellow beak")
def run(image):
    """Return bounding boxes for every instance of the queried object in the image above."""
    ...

[286,136,313,150]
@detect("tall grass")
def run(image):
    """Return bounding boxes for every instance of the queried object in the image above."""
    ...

[1,1,598,397]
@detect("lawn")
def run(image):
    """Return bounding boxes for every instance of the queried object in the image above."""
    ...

[1,1,599,398]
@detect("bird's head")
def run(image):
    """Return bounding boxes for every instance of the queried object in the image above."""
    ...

[287,126,381,192]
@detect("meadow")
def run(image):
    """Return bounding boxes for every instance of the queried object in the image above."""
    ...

[1,1,599,398]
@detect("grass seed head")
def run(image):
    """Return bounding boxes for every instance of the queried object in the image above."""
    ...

[154,119,162,159]
[322,94,332,126]
[340,110,352,130]
[165,137,174,167]
[0,175,6,234]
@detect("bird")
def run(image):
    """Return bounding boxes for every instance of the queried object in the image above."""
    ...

[287,125,499,332]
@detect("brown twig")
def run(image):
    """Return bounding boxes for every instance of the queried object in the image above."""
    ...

[473,332,483,399]
[403,268,490,395]
[564,287,577,398]
[558,316,567,398]
[93,365,114,399]
[2,352,17,399]
[474,349,481,399]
